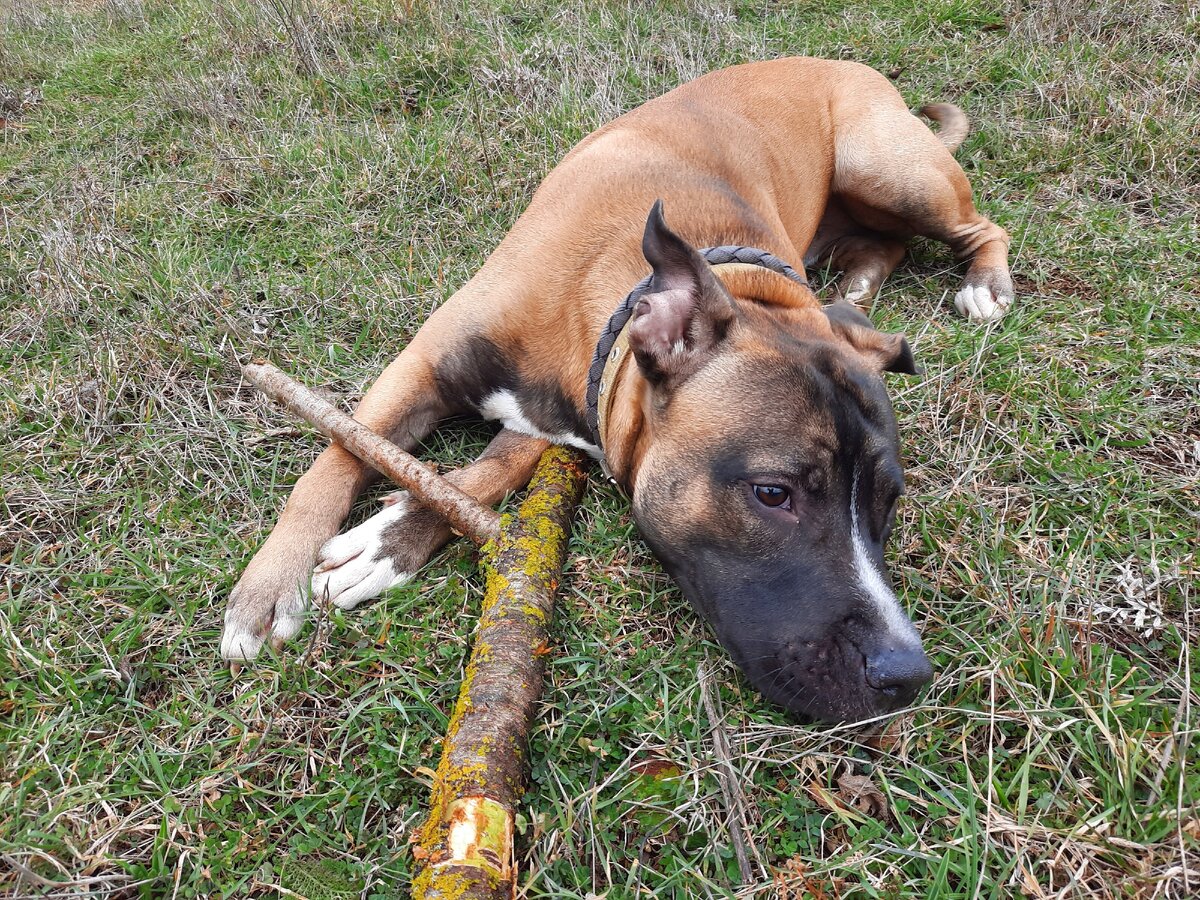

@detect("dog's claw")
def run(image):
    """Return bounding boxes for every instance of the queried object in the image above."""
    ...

[954,283,1012,323]
[313,549,361,575]
[229,661,243,677]
[220,580,309,665]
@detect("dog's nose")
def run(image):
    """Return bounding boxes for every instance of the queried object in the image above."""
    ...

[865,646,933,706]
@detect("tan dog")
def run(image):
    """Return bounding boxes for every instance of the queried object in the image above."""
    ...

[221,58,1012,722]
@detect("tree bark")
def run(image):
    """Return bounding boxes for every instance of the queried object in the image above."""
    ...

[411,446,589,899]
[241,361,501,546]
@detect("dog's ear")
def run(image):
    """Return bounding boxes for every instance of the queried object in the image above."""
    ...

[823,301,918,375]
[629,200,737,386]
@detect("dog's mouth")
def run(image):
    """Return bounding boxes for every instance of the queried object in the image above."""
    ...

[671,573,929,723]
[723,629,919,723]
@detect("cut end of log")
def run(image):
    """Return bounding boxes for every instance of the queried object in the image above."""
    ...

[439,797,513,880]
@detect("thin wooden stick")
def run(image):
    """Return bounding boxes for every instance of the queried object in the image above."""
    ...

[412,446,588,899]
[699,661,765,886]
[241,361,501,546]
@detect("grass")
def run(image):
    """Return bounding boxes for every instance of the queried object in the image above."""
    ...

[1,0,1197,896]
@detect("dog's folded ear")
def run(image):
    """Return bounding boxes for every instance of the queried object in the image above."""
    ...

[822,301,919,375]
[629,200,737,386]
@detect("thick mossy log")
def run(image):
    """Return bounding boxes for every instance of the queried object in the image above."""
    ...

[412,446,589,899]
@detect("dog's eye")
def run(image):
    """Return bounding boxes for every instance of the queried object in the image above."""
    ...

[753,484,791,509]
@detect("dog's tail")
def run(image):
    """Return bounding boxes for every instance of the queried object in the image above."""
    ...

[919,103,969,152]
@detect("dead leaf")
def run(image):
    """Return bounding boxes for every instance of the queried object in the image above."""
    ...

[863,712,910,753]
[773,855,846,899]
[1183,818,1200,841]
[807,781,843,814]
[630,755,681,779]
[836,773,890,822]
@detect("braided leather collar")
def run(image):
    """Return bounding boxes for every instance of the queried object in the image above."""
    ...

[584,245,808,456]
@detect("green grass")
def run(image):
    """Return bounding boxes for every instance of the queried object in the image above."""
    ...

[2,0,1197,896]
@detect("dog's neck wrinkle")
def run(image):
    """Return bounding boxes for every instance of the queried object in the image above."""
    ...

[713,264,820,312]
[599,363,649,487]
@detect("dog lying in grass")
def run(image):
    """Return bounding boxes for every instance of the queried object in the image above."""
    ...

[222,57,1012,722]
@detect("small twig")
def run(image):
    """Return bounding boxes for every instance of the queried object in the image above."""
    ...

[698,661,764,886]
[243,425,302,446]
[241,361,500,545]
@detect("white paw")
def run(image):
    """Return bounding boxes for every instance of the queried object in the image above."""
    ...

[220,583,309,662]
[843,276,873,304]
[312,497,414,610]
[954,284,1012,323]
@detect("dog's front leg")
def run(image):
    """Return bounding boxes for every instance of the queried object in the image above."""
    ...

[221,348,447,664]
[310,428,551,610]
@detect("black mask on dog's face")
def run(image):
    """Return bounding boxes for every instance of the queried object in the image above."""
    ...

[624,203,930,723]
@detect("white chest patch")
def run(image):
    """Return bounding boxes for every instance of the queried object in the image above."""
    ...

[478,389,601,458]
[850,467,922,646]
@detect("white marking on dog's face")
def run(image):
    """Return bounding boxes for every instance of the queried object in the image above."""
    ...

[312,497,414,610]
[954,284,1012,322]
[479,389,601,457]
[849,466,922,646]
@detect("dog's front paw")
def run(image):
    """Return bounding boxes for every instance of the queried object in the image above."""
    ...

[311,495,416,610]
[954,270,1014,323]
[221,566,310,664]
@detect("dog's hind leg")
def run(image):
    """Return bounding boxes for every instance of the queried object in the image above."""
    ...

[804,201,908,312]
[830,79,1014,322]
[221,333,459,664]
[310,428,551,611]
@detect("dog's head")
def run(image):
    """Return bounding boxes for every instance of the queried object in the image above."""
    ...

[624,203,931,723]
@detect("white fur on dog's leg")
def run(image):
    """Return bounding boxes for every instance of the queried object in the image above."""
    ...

[312,498,414,610]
[954,284,1011,323]
[842,276,873,304]
[221,583,309,661]
[269,588,308,642]
[220,610,267,662]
